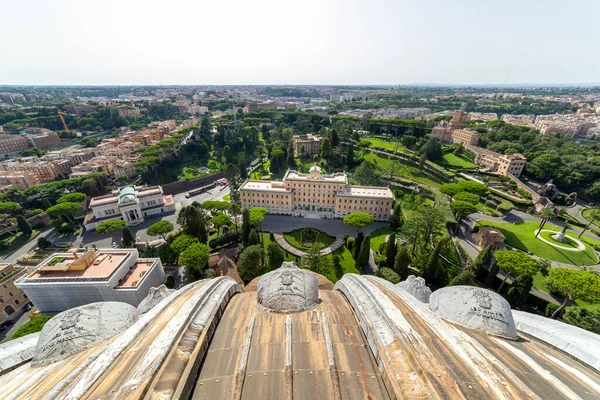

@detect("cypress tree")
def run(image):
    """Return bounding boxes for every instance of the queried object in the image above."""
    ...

[471,245,493,281]
[357,234,371,270]
[485,260,500,289]
[248,229,259,246]
[239,160,248,179]
[385,234,397,269]
[16,215,32,235]
[353,232,364,260]
[422,239,445,284]
[122,227,135,246]
[346,143,354,167]
[42,198,53,210]
[242,209,251,245]
[394,246,411,280]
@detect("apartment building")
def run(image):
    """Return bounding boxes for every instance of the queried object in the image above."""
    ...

[16,249,165,313]
[452,129,480,146]
[0,157,71,182]
[0,172,38,190]
[0,264,29,324]
[240,165,394,221]
[293,134,321,156]
[469,146,527,177]
[84,185,175,230]
[27,130,60,149]
[118,107,140,117]
[0,134,31,156]
[44,145,97,165]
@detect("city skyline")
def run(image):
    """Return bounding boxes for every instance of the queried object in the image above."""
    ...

[2,0,598,86]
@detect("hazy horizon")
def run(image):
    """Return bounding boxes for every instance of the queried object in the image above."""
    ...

[2,0,598,86]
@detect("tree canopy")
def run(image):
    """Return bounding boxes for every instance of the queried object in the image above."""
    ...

[238,245,265,282]
[56,192,86,204]
[248,207,267,226]
[171,234,200,255]
[146,220,174,240]
[343,212,375,233]
[96,219,127,234]
[179,242,210,272]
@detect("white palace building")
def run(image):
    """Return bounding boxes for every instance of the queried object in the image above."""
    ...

[240,165,394,221]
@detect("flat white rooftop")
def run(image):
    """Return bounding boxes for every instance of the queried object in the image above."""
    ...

[284,170,347,183]
[337,186,394,199]
[241,180,289,192]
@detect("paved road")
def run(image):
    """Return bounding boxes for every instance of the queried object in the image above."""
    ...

[0,308,33,343]
[262,215,388,237]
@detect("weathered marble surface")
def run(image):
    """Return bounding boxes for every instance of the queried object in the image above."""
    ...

[513,310,600,372]
[0,332,40,372]
[137,285,175,315]
[257,262,319,313]
[429,286,517,339]
[31,302,138,367]
[397,275,432,303]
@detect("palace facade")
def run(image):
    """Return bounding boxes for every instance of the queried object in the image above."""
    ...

[240,165,394,221]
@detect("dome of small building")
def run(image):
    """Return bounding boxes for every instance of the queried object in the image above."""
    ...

[429,286,517,339]
[256,261,319,313]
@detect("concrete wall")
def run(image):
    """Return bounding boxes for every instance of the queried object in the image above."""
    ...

[161,171,224,195]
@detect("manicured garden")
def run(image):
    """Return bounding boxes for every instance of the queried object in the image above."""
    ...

[582,208,600,224]
[283,228,336,250]
[475,221,599,266]
[363,137,408,154]
[178,158,222,180]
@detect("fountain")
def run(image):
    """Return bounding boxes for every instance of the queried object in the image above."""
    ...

[552,226,569,243]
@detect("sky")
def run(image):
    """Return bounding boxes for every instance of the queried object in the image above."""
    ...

[1,0,599,85]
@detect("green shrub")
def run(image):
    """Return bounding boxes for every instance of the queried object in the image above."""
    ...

[563,307,600,334]
[12,316,53,339]
[545,303,564,318]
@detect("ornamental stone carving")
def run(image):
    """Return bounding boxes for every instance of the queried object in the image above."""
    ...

[257,262,319,313]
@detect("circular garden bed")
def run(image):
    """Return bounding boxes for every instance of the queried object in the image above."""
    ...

[283,228,335,250]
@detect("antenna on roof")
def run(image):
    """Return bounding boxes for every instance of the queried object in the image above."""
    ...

[504,67,512,84]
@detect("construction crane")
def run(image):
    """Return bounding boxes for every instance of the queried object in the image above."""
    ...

[57,110,69,132]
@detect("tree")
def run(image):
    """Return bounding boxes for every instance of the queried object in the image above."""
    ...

[450,201,477,231]
[402,206,445,255]
[267,242,285,269]
[332,253,343,276]
[494,250,540,292]
[147,220,174,240]
[585,181,600,202]
[96,219,126,234]
[471,245,493,282]
[506,275,533,307]
[248,229,259,246]
[546,268,600,319]
[42,198,53,210]
[303,242,331,274]
[353,232,364,260]
[389,203,403,229]
[0,202,22,216]
[171,234,200,255]
[242,208,251,245]
[239,160,248,179]
[321,136,332,159]
[422,238,446,284]
[286,150,296,169]
[357,234,371,270]
[238,245,264,282]
[249,207,267,229]
[377,267,401,284]
[394,246,411,280]
[579,209,600,238]
[421,137,442,161]
[485,260,500,288]
[448,270,476,286]
[16,215,32,235]
[562,307,600,334]
[46,202,82,225]
[56,192,86,204]
[343,212,374,234]
[353,161,377,186]
[535,207,555,238]
[453,192,479,205]
[211,214,230,236]
[179,242,210,273]
[346,143,354,167]
[37,237,52,250]
[122,227,135,246]
[177,205,207,242]
[385,234,397,269]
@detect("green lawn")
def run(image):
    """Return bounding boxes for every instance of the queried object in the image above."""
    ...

[369,227,395,254]
[283,229,336,250]
[365,137,408,154]
[440,153,477,168]
[582,208,600,224]
[178,158,222,180]
[223,194,231,201]
[475,221,599,266]
[364,151,444,188]
[0,231,39,257]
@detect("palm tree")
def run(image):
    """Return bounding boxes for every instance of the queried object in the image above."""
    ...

[535,207,555,238]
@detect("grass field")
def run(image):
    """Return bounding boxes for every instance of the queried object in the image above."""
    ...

[0,231,39,257]
[532,272,599,312]
[440,153,477,168]
[364,151,444,188]
[582,208,600,224]
[365,138,408,154]
[369,227,395,254]
[475,221,599,266]
[283,229,336,250]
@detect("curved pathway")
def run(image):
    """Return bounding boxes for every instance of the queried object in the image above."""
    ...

[534,229,586,251]
[273,233,344,257]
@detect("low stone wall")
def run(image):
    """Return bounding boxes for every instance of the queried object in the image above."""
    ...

[161,171,224,195]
